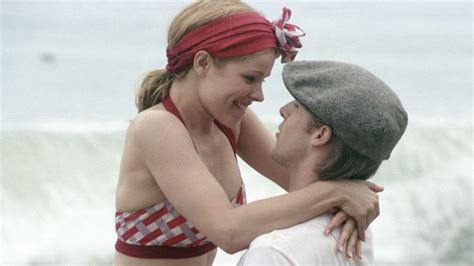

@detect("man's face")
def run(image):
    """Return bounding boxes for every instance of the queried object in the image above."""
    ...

[271,100,314,167]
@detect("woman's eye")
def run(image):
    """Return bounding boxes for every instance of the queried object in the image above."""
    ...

[243,76,255,83]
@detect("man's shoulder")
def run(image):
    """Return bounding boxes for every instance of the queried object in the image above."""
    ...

[244,214,374,265]
[274,213,337,239]
[249,214,337,252]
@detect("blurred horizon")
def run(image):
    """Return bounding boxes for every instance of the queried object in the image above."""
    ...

[2,1,473,130]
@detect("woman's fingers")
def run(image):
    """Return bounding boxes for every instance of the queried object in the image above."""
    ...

[337,219,355,256]
[355,238,362,260]
[356,216,367,241]
[368,198,379,227]
[335,180,382,241]
[346,225,358,258]
[365,181,384,193]
[374,196,380,220]
[325,210,348,235]
[336,180,381,239]
[365,193,380,229]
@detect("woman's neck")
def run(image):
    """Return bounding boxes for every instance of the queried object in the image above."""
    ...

[168,75,215,135]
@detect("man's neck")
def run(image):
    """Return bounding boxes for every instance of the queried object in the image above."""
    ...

[287,155,322,192]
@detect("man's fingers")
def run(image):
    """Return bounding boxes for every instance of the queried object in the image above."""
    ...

[325,211,348,235]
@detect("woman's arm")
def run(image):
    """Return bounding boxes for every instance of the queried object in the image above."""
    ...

[235,109,290,191]
[130,110,376,254]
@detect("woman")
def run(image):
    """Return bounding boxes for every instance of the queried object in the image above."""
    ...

[114,1,381,265]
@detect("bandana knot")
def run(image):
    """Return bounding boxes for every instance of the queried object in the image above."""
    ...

[273,7,306,63]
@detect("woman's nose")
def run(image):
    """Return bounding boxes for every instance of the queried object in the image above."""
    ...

[250,85,264,102]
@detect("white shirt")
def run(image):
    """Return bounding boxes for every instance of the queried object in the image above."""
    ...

[238,214,374,266]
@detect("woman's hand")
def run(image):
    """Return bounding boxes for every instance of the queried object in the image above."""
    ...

[329,180,383,241]
[325,210,363,259]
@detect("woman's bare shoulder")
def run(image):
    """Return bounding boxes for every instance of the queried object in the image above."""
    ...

[130,108,181,131]
[126,108,189,146]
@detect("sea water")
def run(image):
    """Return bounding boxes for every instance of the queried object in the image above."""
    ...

[2,1,472,265]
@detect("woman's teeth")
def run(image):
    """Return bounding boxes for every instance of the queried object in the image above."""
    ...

[234,101,247,111]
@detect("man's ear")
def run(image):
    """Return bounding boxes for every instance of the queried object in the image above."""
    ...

[311,125,332,147]
[193,50,212,77]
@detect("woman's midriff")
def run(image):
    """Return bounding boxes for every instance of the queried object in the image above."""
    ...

[113,249,217,266]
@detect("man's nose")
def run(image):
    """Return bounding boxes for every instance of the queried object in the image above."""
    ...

[279,106,287,119]
[279,102,294,118]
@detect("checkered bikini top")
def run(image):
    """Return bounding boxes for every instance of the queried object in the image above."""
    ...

[115,96,247,259]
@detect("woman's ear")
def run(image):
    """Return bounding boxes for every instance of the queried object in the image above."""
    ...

[193,51,212,77]
[311,125,332,147]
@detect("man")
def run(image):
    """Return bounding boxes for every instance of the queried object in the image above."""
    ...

[238,61,408,265]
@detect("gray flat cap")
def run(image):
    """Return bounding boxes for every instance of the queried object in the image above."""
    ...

[282,60,408,161]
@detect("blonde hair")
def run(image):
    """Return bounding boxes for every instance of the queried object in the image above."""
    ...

[135,0,258,112]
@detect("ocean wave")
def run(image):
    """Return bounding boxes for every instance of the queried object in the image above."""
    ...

[1,123,472,265]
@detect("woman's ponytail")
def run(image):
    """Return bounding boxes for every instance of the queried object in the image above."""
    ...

[135,70,174,112]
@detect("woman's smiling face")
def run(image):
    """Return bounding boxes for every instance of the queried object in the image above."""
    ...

[198,50,276,127]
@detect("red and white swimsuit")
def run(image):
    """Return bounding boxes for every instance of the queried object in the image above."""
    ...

[115,96,247,259]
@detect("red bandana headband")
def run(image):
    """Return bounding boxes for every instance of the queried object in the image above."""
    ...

[166,7,305,73]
